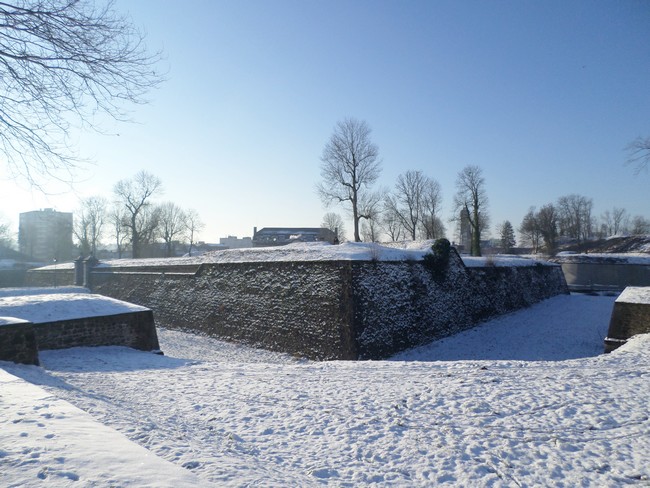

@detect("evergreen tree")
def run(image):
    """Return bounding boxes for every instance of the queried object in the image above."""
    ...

[499,220,516,253]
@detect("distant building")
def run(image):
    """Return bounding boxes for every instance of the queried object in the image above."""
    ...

[219,235,253,249]
[252,227,337,247]
[19,209,74,262]
[459,208,472,252]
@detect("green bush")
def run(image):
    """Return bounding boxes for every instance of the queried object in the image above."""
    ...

[422,238,451,280]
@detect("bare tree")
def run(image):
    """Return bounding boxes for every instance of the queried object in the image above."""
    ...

[537,204,558,254]
[612,207,629,235]
[630,215,650,235]
[518,207,541,253]
[358,189,383,242]
[626,136,650,175]
[0,0,164,187]
[74,196,107,256]
[317,118,382,242]
[184,209,203,257]
[385,170,429,240]
[420,178,444,239]
[158,202,186,257]
[382,204,404,242]
[601,207,629,236]
[453,165,489,256]
[321,212,346,242]
[109,204,128,258]
[557,194,593,243]
[135,203,161,256]
[113,170,162,258]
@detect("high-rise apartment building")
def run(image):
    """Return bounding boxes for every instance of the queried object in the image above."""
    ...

[19,209,74,262]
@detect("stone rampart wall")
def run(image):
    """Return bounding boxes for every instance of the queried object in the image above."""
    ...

[351,256,568,358]
[69,254,569,360]
[90,262,357,359]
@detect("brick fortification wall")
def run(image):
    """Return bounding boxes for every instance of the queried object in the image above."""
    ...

[71,251,568,360]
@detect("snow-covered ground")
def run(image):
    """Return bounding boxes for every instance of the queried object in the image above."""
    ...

[2,293,650,486]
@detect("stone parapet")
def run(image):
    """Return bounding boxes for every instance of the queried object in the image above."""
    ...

[0,318,39,365]
[605,287,650,352]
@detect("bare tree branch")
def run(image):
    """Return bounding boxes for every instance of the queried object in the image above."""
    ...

[625,136,650,176]
[0,0,164,187]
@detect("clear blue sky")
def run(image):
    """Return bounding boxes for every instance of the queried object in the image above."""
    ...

[1,0,649,243]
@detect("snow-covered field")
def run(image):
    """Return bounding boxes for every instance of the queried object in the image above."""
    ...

[2,293,650,486]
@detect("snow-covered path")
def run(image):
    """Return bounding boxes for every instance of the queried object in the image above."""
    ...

[2,294,650,486]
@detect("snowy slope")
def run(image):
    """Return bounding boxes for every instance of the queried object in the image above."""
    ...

[2,293,649,486]
[0,369,206,487]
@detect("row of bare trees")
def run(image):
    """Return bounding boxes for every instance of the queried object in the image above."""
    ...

[74,171,203,259]
[519,195,650,254]
[317,118,490,255]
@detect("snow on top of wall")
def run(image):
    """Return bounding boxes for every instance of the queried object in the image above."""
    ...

[0,287,90,298]
[616,286,650,304]
[0,293,149,324]
[0,316,31,326]
[36,242,552,269]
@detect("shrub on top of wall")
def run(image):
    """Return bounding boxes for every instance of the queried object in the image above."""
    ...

[422,238,452,281]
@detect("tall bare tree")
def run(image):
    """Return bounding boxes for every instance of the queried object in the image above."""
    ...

[184,209,203,257]
[317,118,382,242]
[453,165,489,256]
[74,196,107,256]
[0,0,164,187]
[158,201,186,257]
[113,170,162,258]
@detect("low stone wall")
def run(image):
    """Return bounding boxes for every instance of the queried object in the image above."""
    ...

[605,287,650,352]
[0,270,27,288]
[33,311,159,352]
[0,291,160,365]
[22,268,75,288]
[70,251,569,360]
[0,318,39,365]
